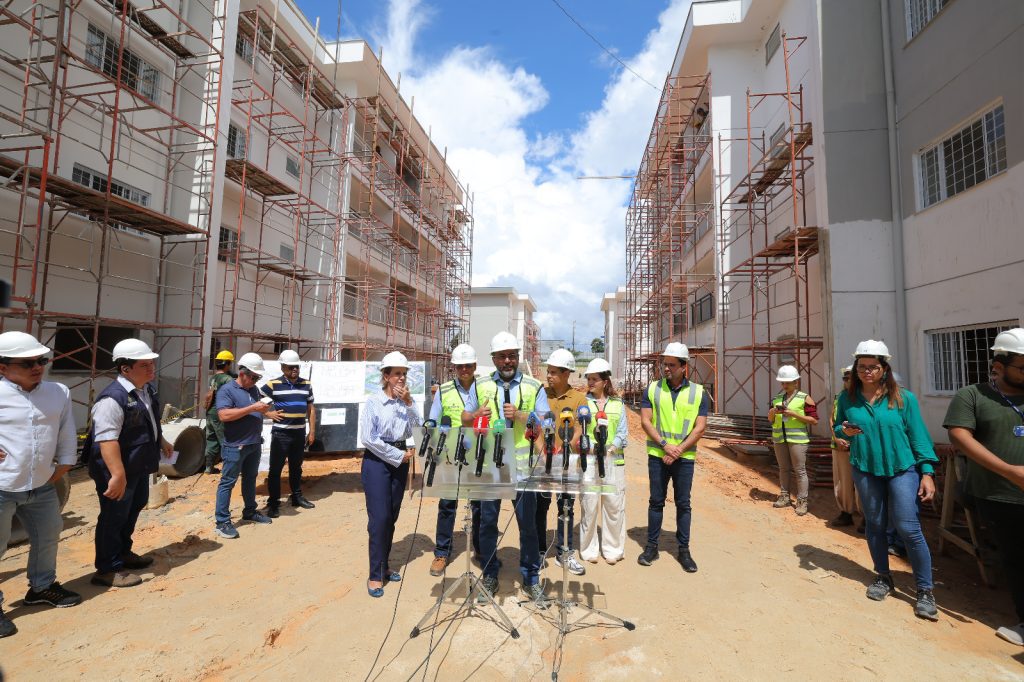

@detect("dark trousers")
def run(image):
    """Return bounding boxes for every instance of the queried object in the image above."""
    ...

[434,498,481,558]
[204,416,224,466]
[477,500,501,579]
[647,456,694,549]
[267,429,305,506]
[93,474,149,573]
[361,452,408,582]
[514,491,541,586]
[977,499,1024,622]
[536,493,575,553]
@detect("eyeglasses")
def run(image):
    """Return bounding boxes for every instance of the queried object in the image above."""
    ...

[281,365,299,371]
[857,365,884,374]
[1005,363,1024,373]
[493,353,518,362]
[7,357,50,369]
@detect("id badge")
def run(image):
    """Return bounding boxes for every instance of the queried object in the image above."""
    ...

[1014,425,1024,438]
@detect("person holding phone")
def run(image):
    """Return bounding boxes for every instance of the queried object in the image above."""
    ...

[360,351,420,598]
[834,340,939,621]
[767,365,818,516]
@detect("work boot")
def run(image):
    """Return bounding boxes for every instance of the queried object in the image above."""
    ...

[90,571,142,588]
[637,545,659,566]
[119,551,154,570]
[794,497,809,516]
[914,589,939,621]
[0,604,15,638]
[772,492,792,508]
[429,556,448,577]
[828,511,854,527]
[290,493,315,509]
[865,574,894,601]
[477,576,499,604]
[677,549,698,573]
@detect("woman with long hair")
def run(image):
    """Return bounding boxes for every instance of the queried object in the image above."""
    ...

[835,340,939,620]
[579,359,629,564]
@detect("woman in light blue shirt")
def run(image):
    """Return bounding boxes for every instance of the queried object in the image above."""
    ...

[360,351,420,598]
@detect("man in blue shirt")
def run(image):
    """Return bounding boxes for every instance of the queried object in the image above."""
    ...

[214,353,279,539]
[261,350,316,516]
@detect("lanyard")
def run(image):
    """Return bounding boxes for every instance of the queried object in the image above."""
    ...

[990,382,1024,423]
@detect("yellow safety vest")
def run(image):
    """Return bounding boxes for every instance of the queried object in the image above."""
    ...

[646,380,704,460]
[438,378,491,423]
[586,396,625,465]
[770,391,810,444]
[481,375,541,457]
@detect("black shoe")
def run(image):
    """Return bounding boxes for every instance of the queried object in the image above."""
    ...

[0,605,15,637]
[204,464,220,474]
[677,549,698,573]
[637,545,659,566]
[119,551,154,570]
[266,505,280,519]
[23,581,82,608]
[829,512,854,528]
[866,574,895,601]
[243,511,273,524]
[290,493,315,509]
[915,589,939,621]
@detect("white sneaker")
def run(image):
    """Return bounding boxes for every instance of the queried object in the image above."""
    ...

[996,623,1024,646]
[555,551,586,576]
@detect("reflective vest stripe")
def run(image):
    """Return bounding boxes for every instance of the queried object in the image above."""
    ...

[646,380,704,460]
[771,391,809,444]
[586,396,625,463]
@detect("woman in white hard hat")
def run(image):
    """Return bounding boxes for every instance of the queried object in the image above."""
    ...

[359,351,420,598]
[767,365,818,516]
[579,358,629,564]
[835,340,939,621]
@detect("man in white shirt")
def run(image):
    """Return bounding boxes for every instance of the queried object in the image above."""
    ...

[0,332,82,638]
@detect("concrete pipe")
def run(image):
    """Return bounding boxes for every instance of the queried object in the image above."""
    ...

[159,420,205,478]
[7,473,71,547]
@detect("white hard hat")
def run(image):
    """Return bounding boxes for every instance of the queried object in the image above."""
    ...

[545,348,576,371]
[0,331,50,358]
[380,351,410,370]
[662,342,690,360]
[489,331,521,354]
[237,352,265,374]
[278,349,301,365]
[775,365,800,382]
[852,339,891,360]
[450,343,477,364]
[992,328,1024,355]
[111,338,159,361]
[841,365,853,375]
[585,358,611,375]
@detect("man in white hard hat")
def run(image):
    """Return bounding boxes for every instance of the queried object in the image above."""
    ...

[0,332,82,636]
[86,338,174,588]
[637,342,710,573]
[536,348,587,576]
[213,352,279,539]
[261,349,316,517]
[462,331,551,604]
[945,328,1024,646]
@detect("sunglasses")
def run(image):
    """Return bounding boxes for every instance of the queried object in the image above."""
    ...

[6,357,50,369]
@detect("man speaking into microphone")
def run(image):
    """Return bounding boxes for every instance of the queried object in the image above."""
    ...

[536,349,588,577]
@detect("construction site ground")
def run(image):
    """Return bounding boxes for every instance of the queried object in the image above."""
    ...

[2,417,1023,680]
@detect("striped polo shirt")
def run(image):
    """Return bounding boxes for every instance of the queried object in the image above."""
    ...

[261,375,314,431]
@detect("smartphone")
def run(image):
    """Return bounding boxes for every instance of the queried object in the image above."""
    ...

[843,421,863,433]
[260,396,273,405]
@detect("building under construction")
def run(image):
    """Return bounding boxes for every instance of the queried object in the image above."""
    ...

[0,0,473,423]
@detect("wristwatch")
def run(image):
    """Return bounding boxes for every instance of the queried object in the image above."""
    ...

[920,472,935,478]
[659,438,668,448]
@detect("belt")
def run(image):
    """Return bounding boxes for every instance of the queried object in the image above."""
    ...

[383,440,408,449]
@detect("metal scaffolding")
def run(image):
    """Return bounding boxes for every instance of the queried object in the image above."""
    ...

[0,0,225,413]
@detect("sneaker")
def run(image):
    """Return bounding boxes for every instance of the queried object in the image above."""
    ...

[0,605,15,638]
[772,492,792,508]
[995,623,1024,646]
[265,505,280,519]
[120,551,154,570]
[677,549,698,573]
[865,574,894,601]
[90,571,142,588]
[828,512,854,527]
[243,511,273,525]
[23,581,82,608]
[477,576,499,604]
[914,589,939,621]
[637,545,659,566]
[290,493,315,509]
[429,555,448,577]
[215,522,239,539]
[794,498,809,516]
[554,551,586,576]
[522,583,548,609]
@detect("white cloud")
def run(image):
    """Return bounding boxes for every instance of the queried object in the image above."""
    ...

[377,0,692,344]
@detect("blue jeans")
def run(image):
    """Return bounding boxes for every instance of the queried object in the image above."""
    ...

[513,491,541,586]
[852,467,933,590]
[215,443,261,524]
[477,500,501,579]
[536,493,575,553]
[647,456,694,549]
[434,498,481,558]
[93,473,149,573]
[0,483,62,602]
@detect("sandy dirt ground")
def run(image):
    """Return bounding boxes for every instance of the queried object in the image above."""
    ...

[2,426,1024,680]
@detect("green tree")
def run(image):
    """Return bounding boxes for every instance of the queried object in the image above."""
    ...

[591,337,605,354]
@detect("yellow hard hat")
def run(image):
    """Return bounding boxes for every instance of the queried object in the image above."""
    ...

[215,350,235,361]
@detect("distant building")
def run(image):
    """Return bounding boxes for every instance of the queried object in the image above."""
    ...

[467,287,540,375]
[602,287,627,386]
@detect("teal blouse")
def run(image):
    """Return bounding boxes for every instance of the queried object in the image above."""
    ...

[833,388,937,477]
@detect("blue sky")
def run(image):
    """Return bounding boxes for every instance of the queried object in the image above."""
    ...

[295,0,691,348]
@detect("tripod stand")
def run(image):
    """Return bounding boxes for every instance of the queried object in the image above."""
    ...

[410,498,520,639]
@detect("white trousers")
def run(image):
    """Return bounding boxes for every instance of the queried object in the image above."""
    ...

[579,463,626,561]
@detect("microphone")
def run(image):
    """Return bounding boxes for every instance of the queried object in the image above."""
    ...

[594,410,608,479]
[453,426,469,466]
[542,411,555,474]
[473,414,489,477]
[492,417,506,467]
[427,417,450,486]
[525,411,539,467]
[576,406,591,472]
[559,408,573,472]
[503,381,512,428]
[418,419,437,458]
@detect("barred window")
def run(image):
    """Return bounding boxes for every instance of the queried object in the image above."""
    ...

[84,24,160,102]
[285,155,301,178]
[691,293,714,327]
[918,105,1006,209]
[765,24,781,65]
[71,164,150,206]
[926,322,1015,393]
[218,226,238,263]
[235,34,254,65]
[905,0,950,40]
[227,124,247,159]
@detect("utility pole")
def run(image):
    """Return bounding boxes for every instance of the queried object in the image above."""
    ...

[571,320,576,352]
